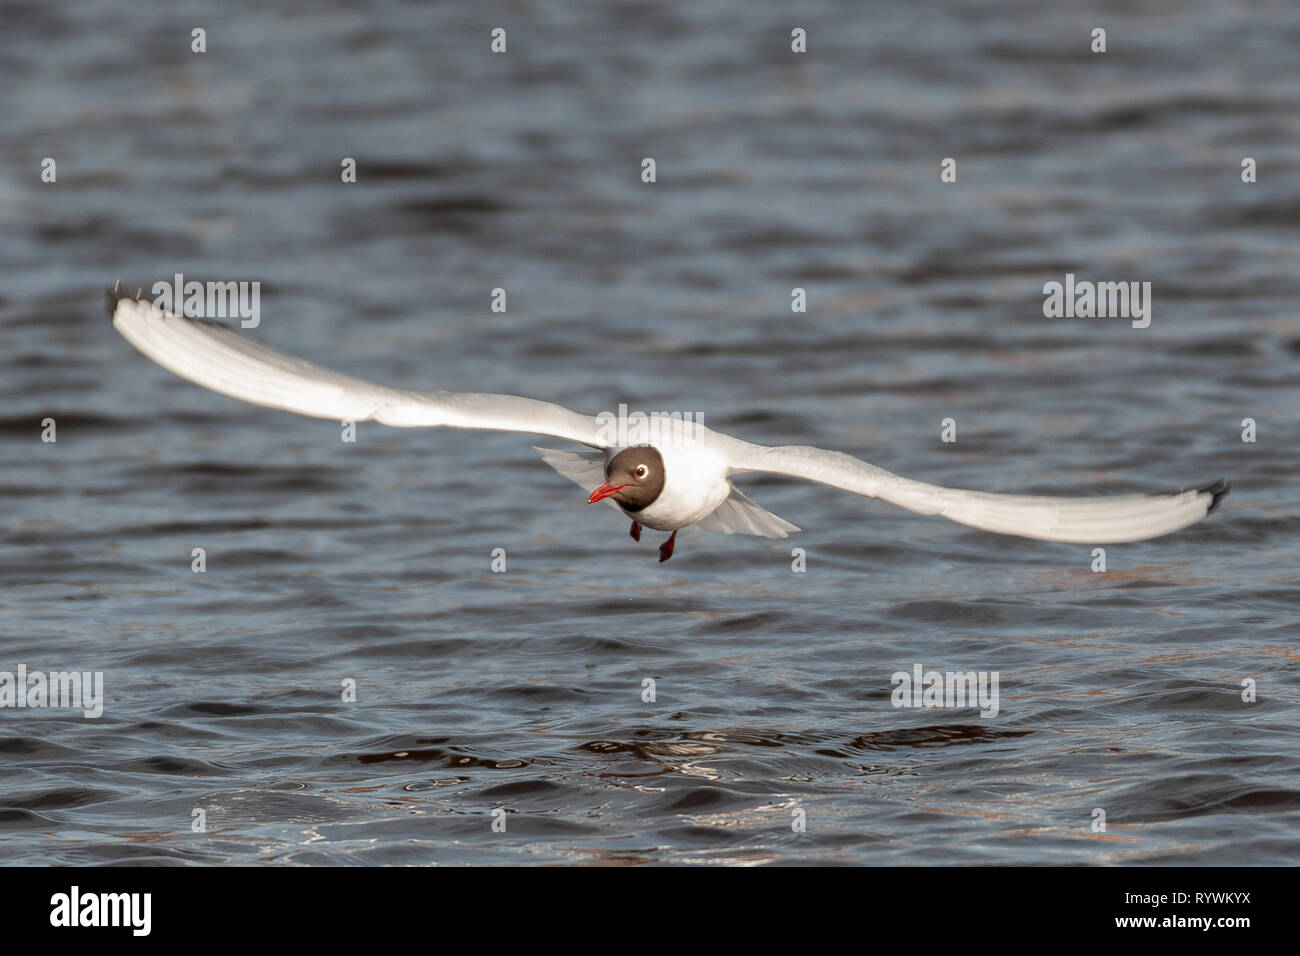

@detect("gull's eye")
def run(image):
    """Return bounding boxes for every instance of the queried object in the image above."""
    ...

[634,464,649,480]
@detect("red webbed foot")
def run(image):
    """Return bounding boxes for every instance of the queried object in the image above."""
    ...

[657,530,677,563]
[629,520,641,542]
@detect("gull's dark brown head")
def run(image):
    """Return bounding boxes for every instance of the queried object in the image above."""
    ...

[587,445,665,512]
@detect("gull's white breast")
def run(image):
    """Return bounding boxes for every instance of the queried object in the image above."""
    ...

[617,423,731,532]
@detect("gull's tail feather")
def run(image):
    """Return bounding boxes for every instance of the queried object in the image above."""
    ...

[688,487,801,539]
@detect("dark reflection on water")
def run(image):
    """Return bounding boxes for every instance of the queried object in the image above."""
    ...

[1,0,1298,864]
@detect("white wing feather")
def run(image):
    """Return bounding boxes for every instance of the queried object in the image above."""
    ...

[727,443,1227,544]
[110,289,608,447]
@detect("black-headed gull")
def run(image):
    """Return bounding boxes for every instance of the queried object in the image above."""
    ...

[108,284,1228,562]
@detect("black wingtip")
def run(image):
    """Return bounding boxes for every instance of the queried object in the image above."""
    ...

[105,279,143,319]
[1199,478,1231,514]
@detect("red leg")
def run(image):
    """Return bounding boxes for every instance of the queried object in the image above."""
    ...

[657,530,677,563]
[629,520,641,541]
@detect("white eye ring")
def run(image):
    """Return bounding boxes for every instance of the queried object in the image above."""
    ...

[634,464,649,479]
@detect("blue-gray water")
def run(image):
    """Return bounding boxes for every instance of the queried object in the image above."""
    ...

[2,0,1298,865]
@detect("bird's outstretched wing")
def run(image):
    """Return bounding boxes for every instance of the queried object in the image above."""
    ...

[108,284,609,448]
[726,442,1228,544]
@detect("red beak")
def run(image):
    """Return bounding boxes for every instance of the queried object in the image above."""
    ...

[588,482,627,504]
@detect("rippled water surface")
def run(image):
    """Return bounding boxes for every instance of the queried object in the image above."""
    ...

[2,0,1298,864]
